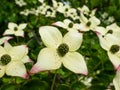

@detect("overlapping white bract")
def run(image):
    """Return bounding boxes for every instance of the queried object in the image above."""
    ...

[30,26,88,75]
[0,42,31,79]
[94,23,120,90]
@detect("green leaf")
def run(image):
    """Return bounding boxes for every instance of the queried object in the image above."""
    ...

[20,79,49,90]
[0,84,18,90]
[71,81,86,90]
[56,84,71,90]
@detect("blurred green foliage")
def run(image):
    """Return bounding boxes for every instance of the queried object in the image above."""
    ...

[0,0,119,90]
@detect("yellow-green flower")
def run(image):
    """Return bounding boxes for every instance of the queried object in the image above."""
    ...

[0,42,31,79]
[30,26,88,75]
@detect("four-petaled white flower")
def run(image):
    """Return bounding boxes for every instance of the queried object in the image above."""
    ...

[30,26,88,75]
[0,42,31,79]
[113,66,120,90]
[78,13,100,32]
[94,23,120,69]
[3,22,27,37]
[52,19,81,31]
[77,5,96,16]
[15,0,27,7]
[36,3,51,15]
[55,2,70,14]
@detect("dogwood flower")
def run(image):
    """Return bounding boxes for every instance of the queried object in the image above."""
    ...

[106,23,120,38]
[3,22,27,37]
[45,7,56,17]
[96,31,120,69]
[78,13,100,32]
[101,12,108,19]
[94,23,120,37]
[0,36,12,45]
[65,8,79,20]
[113,66,120,90]
[52,0,62,9]
[77,5,96,16]
[52,0,71,16]
[0,42,31,79]
[30,26,88,75]
[36,3,51,15]
[20,9,30,16]
[107,16,115,24]
[15,0,27,7]
[52,19,81,31]
[77,5,90,15]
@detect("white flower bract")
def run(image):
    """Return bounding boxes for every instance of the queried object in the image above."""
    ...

[30,26,88,75]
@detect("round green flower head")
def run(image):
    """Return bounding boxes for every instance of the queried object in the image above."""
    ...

[86,22,91,26]
[57,43,69,57]
[1,54,11,65]
[68,23,73,28]
[110,45,120,54]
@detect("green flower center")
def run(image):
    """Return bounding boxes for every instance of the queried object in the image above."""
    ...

[86,22,91,26]
[65,8,68,12]
[84,14,90,19]
[57,43,69,57]
[0,54,11,65]
[14,27,18,31]
[68,23,73,28]
[107,30,113,34]
[110,45,120,54]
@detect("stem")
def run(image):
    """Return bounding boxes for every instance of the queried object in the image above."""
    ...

[32,31,41,45]
[12,77,17,84]
[51,71,57,90]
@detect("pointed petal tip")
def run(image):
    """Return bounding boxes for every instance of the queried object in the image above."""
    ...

[21,73,29,79]
[83,70,88,76]
[28,59,33,63]
[51,23,56,26]
[80,70,88,76]
[20,35,24,38]
[29,67,37,75]
[51,22,59,26]
[3,33,5,36]
[94,31,101,36]
[3,37,13,43]
[29,65,43,75]
[115,64,120,71]
[8,37,13,40]
[72,67,88,76]
[23,45,28,48]
[3,32,7,36]
[94,8,97,11]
